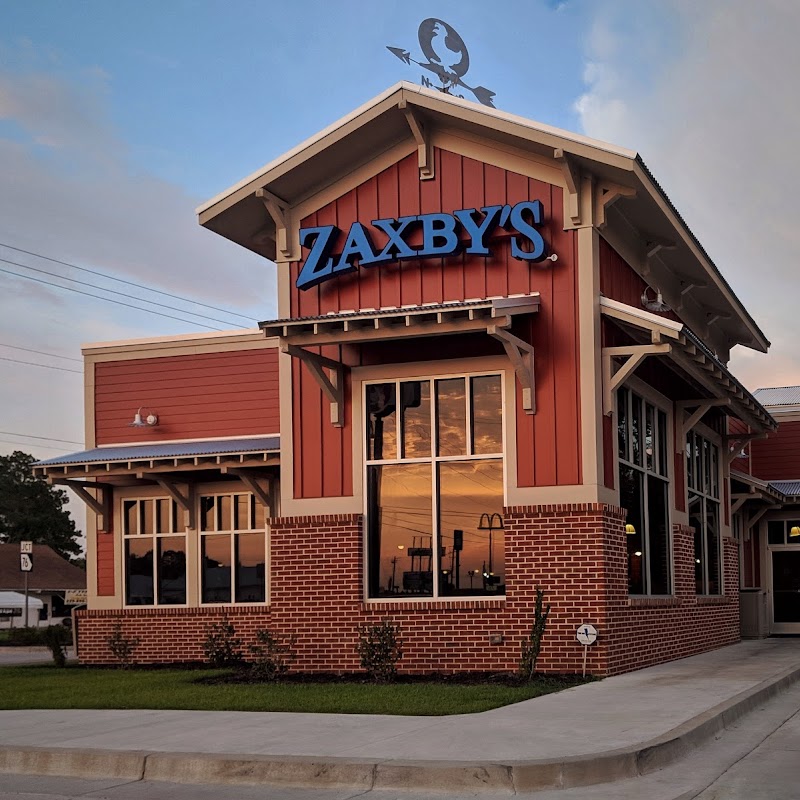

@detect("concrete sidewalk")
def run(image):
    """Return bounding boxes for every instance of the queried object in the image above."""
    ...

[0,639,799,793]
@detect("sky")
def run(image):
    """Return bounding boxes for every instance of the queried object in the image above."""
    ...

[1,0,799,540]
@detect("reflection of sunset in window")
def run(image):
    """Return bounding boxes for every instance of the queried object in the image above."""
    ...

[366,373,504,599]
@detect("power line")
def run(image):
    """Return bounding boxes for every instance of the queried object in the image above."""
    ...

[0,431,84,445]
[0,241,258,323]
[0,267,222,330]
[0,439,73,453]
[0,342,82,363]
[0,356,82,374]
[0,256,246,329]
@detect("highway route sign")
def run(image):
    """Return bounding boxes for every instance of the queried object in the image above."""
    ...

[20,553,33,572]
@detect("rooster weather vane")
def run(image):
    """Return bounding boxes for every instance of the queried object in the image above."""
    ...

[387,18,496,108]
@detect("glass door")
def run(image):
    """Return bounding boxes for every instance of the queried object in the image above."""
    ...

[771,550,800,633]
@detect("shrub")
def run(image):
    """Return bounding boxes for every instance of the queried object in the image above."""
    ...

[357,618,403,683]
[249,628,296,681]
[519,587,551,682]
[106,622,140,669]
[41,625,70,667]
[7,626,44,646]
[203,616,242,668]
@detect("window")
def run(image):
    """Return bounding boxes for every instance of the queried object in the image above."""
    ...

[767,520,800,546]
[687,430,721,594]
[365,373,504,599]
[617,387,671,594]
[200,492,267,604]
[123,498,187,606]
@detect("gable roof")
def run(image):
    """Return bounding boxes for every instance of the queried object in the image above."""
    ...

[197,82,768,354]
[0,544,85,592]
[754,386,800,408]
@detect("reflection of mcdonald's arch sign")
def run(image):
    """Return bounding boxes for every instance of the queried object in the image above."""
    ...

[296,201,555,290]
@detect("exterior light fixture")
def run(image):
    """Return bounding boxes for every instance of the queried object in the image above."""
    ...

[790,526,800,538]
[625,523,637,535]
[634,551,642,557]
[129,407,159,427]
[641,287,670,313]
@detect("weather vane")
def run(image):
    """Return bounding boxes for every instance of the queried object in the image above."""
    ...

[387,18,496,108]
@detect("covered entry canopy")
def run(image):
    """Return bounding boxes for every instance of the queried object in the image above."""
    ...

[0,592,43,612]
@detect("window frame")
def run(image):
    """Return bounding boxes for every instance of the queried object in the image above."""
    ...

[686,428,723,595]
[121,496,188,608]
[197,490,269,607]
[616,384,674,596]
[363,369,507,603]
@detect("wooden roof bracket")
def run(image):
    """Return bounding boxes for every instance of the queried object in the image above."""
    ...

[601,341,672,414]
[255,187,293,259]
[153,477,196,530]
[554,148,581,227]
[595,182,637,230]
[675,398,732,453]
[722,432,767,468]
[746,506,771,533]
[49,478,113,532]
[488,325,535,414]
[399,100,434,180]
[284,344,346,427]
[224,468,272,510]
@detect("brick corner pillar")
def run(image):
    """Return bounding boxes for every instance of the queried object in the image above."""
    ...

[503,503,625,677]
[268,513,364,671]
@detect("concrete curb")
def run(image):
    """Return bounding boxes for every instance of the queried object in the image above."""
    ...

[1,663,798,793]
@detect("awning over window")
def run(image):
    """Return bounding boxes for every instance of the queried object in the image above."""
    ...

[33,437,280,531]
[601,297,776,437]
[260,296,541,426]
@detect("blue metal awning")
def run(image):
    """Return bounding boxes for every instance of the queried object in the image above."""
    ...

[34,436,280,471]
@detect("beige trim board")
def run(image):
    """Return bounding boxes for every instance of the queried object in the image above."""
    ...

[506,484,613,506]
[84,333,277,363]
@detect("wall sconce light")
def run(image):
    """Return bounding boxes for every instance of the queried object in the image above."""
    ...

[129,407,159,428]
[790,526,800,538]
[641,287,670,313]
[625,523,637,535]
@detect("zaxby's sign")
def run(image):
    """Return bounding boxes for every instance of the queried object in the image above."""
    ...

[296,201,551,290]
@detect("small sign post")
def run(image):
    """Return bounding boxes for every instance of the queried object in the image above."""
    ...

[20,542,33,627]
[576,623,598,678]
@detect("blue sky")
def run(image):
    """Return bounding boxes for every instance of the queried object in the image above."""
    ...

[1,1,799,534]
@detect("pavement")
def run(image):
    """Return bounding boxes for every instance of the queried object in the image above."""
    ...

[0,648,73,667]
[0,638,799,795]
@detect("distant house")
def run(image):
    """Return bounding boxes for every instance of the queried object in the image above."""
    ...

[0,545,86,627]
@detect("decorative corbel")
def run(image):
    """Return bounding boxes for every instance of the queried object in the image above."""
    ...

[601,340,671,414]
[595,182,636,230]
[255,187,293,259]
[488,325,535,413]
[675,398,732,453]
[49,479,112,532]
[153,477,196,530]
[554,148,581,227]
[399,100,433,180]
[225,468,272,511]
[284,344,345,427]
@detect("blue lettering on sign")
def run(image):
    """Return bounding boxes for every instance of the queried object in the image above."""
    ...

[295,201,551,291]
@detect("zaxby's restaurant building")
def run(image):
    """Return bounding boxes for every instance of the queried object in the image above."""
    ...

[35,83,785,675]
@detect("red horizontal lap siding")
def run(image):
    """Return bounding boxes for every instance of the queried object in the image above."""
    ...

[94,349,279,445]
[290,148,581,496]
[751,420,800,480]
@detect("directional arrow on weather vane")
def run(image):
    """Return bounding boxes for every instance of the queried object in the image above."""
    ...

[386,18,497,108]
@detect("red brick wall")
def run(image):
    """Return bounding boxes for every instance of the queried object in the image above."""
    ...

[76,506,740,675]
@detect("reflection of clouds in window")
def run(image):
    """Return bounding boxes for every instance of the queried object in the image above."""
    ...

[436,378,467,456]
[471,375,502,454]
[401,381,431,458]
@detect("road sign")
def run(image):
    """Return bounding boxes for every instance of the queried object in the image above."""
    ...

[576,623,598,646]
[64,589,88,606]
[20,553,33,572]
[20,541,32,554]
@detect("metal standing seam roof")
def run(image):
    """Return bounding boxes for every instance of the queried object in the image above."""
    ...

[768,481,800,498]
[33,436,280,468]
[753,386,800,407]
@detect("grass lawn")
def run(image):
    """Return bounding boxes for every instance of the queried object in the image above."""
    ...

[0,665,586,715]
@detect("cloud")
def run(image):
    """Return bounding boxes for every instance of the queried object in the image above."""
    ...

[574,0,800,390]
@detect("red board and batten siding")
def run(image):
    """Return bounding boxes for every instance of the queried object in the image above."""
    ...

[288,148,581,498]
[94,349,280,445]
[751,420,800,480]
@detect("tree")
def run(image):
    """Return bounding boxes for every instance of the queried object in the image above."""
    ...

[0,451,81,559]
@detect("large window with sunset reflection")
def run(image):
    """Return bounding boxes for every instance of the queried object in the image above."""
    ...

[365,373,505,599]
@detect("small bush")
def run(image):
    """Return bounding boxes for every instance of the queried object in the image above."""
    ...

[249,628,296,681]
[203,616,242,668]
[106,622,140,669]
[357,618,403,683]
[519,587,551,682]
[6,626,45,646]
[41,625,70,667]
